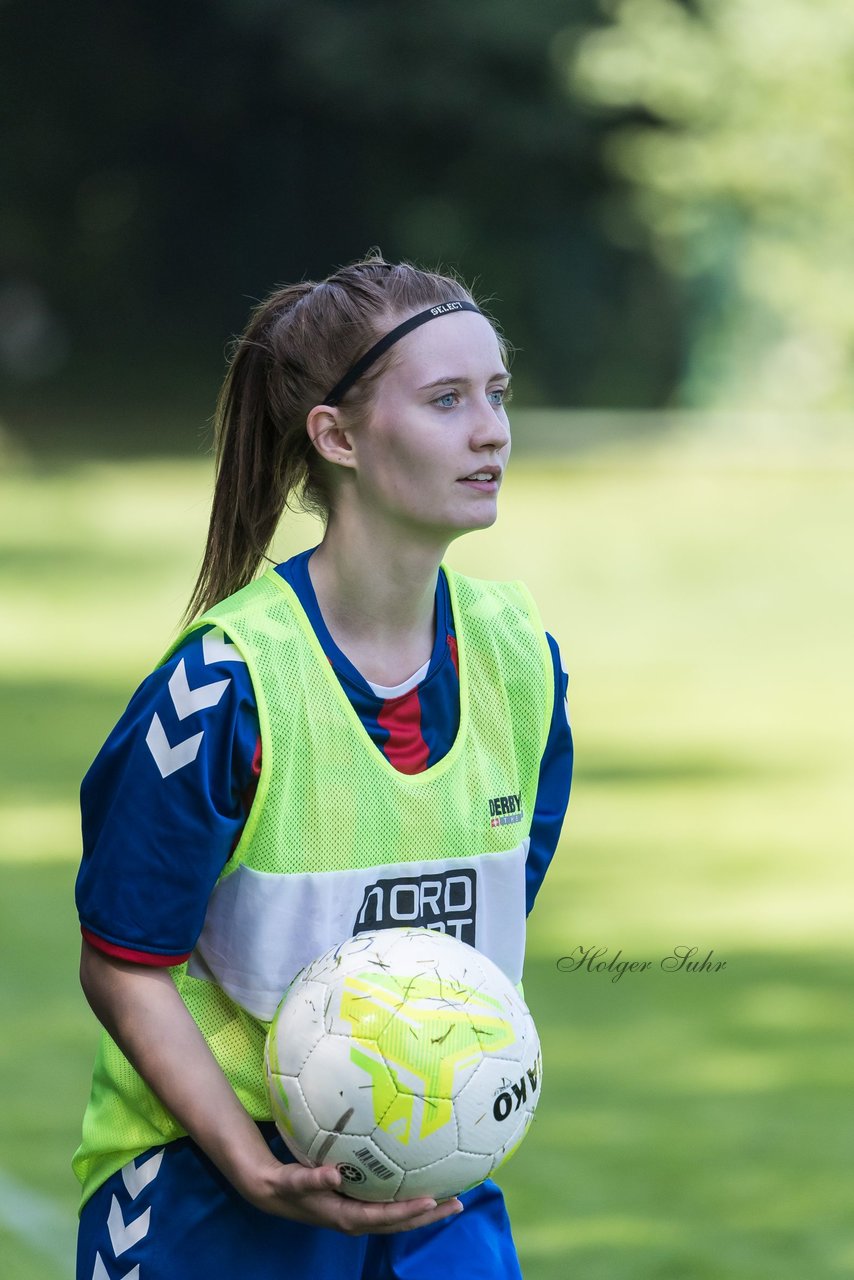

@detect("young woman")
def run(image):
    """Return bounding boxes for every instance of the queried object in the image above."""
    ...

[74,255,572,1279]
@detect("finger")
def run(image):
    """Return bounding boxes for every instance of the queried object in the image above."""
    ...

[343,1194,464,1236]
[394,1196,464,1228]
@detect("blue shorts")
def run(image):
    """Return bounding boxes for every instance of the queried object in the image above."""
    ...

[76,1125,522,1279]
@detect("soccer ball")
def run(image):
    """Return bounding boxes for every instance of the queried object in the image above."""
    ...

[264,927,542,1202]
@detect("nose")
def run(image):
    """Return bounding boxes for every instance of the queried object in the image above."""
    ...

[470,396,510,454]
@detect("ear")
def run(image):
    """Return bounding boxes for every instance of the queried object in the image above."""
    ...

[306,405,357,471]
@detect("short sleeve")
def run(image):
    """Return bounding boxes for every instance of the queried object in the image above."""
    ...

[76,625,260,964]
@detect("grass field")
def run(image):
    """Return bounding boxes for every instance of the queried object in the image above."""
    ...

[1,421,852,1277]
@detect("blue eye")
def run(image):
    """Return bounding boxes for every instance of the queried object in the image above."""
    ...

[489,385,510,406]
[434,392,459,408]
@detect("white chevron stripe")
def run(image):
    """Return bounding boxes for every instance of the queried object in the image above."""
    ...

[121,1148,164,1200]
[94,1252,140,1280]
[168,658,230,721]
[107,1194,150,1256]
[145,713,203,778]
[202,626,246,666]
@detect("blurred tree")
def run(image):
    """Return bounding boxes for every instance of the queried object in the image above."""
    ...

[0,0,683,448]
[568,0,854,409]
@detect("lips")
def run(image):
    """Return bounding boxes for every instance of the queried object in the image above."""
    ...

[459,467,502,482]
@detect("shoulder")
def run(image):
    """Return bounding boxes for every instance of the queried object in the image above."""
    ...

[86,625,258,790]
[168,576,283,653]
[162,622,253,682]
[443,567,546,626]
[445,569,551,669]
[180,572,315,671]
[156,624,256,716]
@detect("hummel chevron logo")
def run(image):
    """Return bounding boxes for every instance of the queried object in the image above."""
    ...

[107,1194,150,1256]
[145,713,203,778]
[121,1149,164,1199]
[93,1252,140,1280]
[202,626,246,666]
[168,658,229,721]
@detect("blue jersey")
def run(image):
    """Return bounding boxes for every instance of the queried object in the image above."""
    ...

[76,550,572,966]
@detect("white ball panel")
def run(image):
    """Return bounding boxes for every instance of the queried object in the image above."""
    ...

[304,932,390,989]
[397,1148,495,1201]
[297,1034,385,1138]
[491,1106,537,1178]
[267,978,330,1075]
[470,987,530,1052]
[380,927,486,976]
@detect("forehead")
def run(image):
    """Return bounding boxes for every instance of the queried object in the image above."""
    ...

[387,311,507,382]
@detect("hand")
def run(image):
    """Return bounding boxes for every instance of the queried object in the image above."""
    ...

[240,1152,464,1235]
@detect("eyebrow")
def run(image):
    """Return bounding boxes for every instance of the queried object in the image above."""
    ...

[417,372,512,391]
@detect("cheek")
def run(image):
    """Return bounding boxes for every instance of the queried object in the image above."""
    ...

[357,441,417,507]
[369,430,444,488]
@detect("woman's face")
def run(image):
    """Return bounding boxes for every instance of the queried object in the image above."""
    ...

[346,310,511,542]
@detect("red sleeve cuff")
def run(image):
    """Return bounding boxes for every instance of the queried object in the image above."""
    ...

[81,926,191,968]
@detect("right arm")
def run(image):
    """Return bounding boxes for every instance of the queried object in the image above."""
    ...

[77,632,460,1233]
[79,942,460,1233]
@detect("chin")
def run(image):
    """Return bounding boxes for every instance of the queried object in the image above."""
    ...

[450,506,499,535]
[405,500,499,541]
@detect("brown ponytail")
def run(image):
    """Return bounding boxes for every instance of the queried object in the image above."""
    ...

[183,254,493,622]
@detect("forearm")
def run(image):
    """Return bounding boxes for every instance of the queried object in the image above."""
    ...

[79,941,269,1194]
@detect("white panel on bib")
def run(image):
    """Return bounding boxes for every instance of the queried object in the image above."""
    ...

[188,842,528,1021]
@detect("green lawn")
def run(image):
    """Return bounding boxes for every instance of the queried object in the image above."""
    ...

[1,425,851,1277]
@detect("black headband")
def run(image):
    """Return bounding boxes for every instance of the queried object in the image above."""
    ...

[322,300,483,406]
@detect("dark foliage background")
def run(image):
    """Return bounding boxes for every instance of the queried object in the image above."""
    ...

[1,0,683,450]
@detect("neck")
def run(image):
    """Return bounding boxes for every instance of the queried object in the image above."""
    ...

[308,509,450,686]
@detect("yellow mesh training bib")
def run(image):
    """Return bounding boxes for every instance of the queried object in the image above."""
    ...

[73,566,552,1206]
